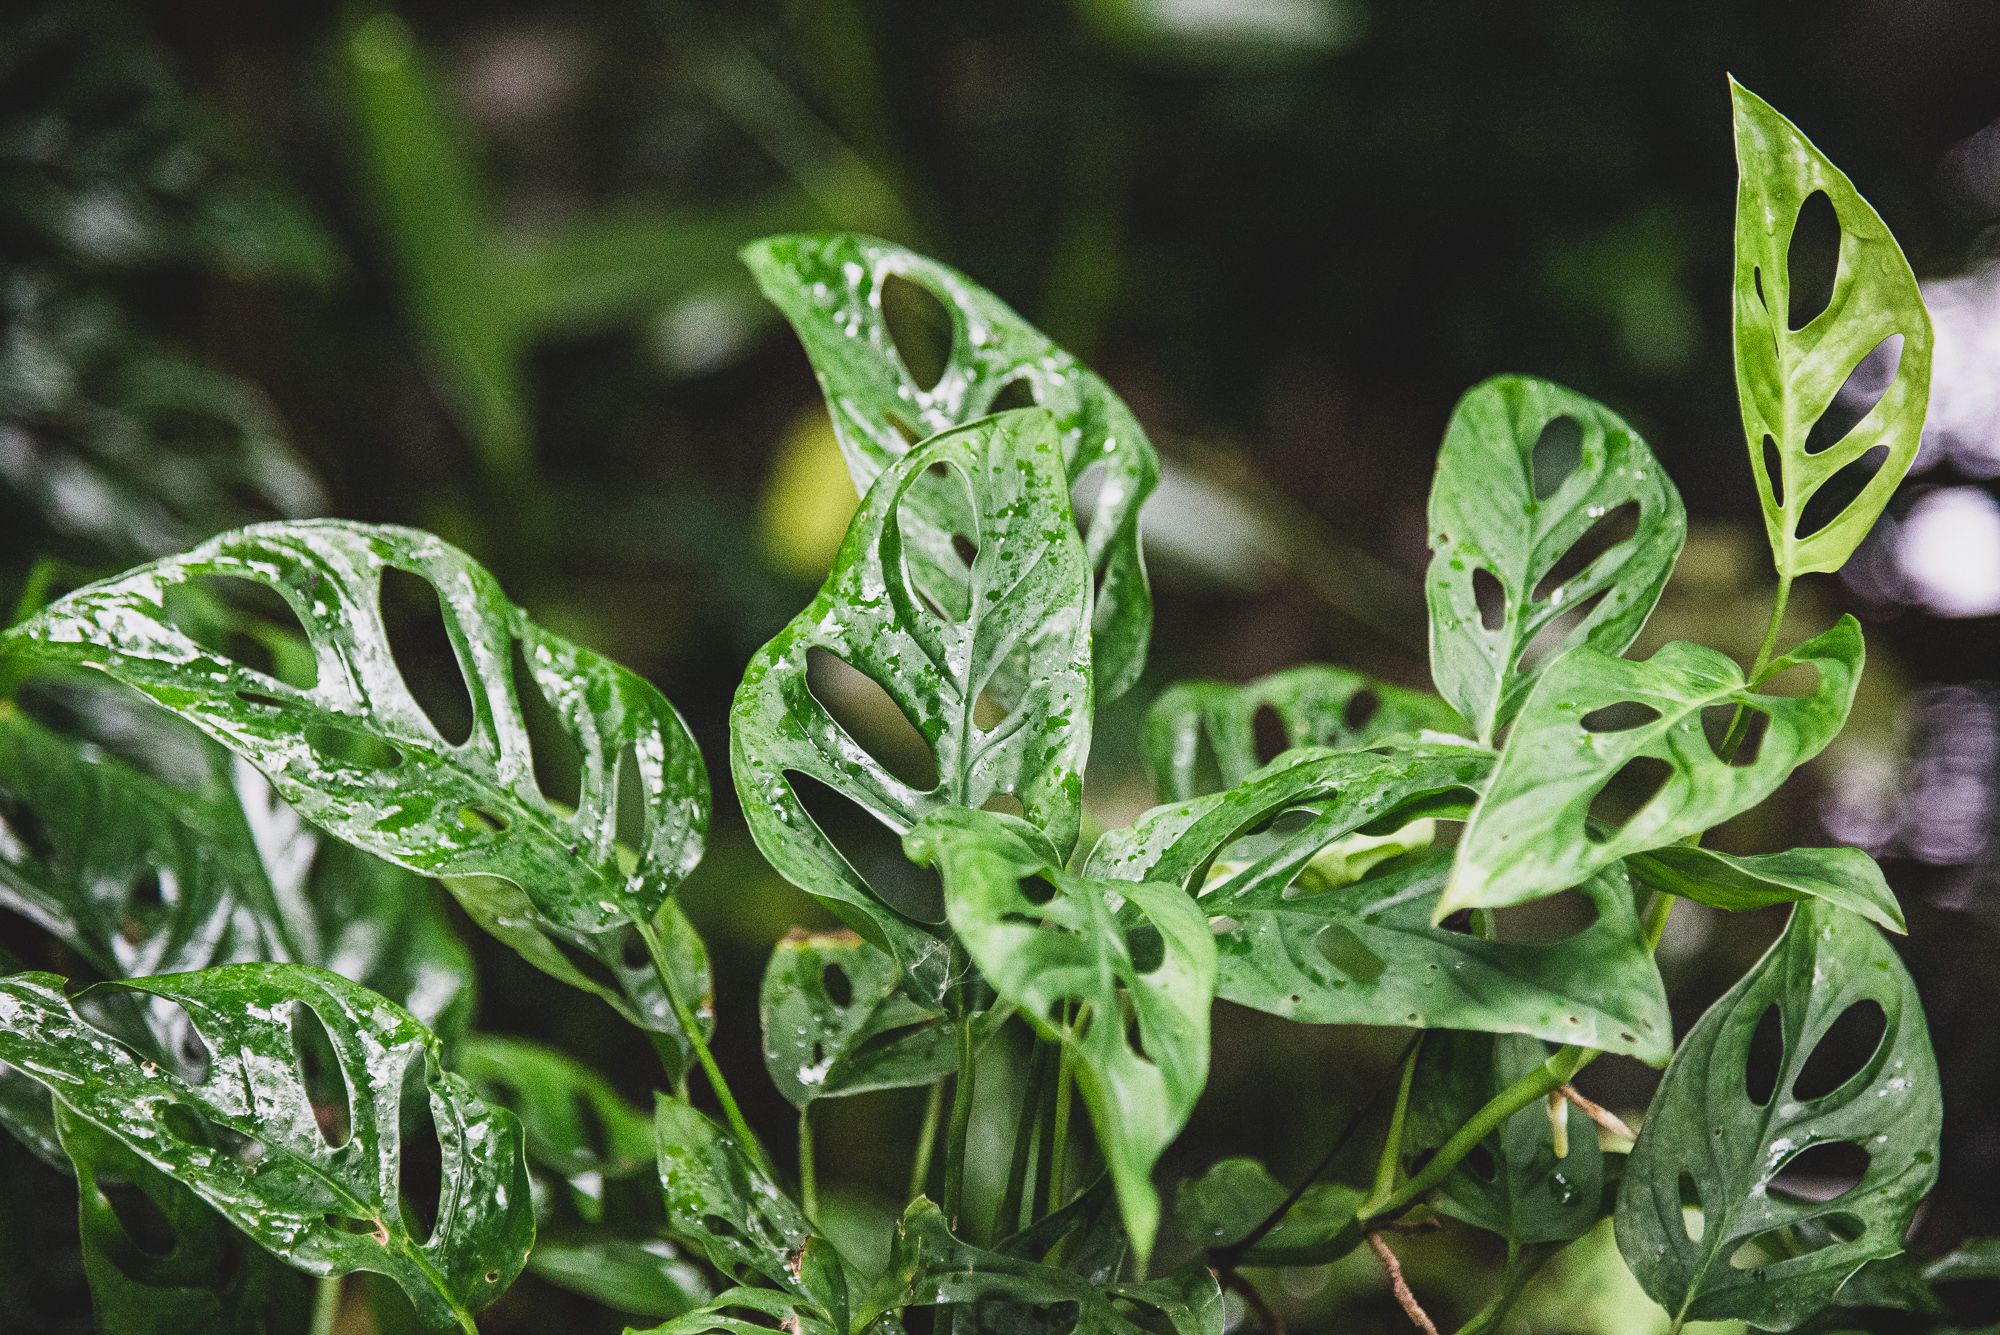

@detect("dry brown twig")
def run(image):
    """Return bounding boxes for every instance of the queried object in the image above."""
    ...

[1559,1083,1637,1143]
[1366,1230,1441,1335]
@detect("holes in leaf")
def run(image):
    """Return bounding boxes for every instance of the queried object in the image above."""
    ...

[144,999,212,1084]
[396,1057,443,1245]
[1787,190,1840,331]
[1771,1140,1870,1202]
[510,639,582,809]
[949,533,979,573]
[0,786,56,865]
[303,722,403,771]
[1756,661,1822,699]
[786,770,945,923]
[1177,726,1225,800]
[1315,922,1387,982]
[1532,502,1638,603]
[290,1002,353,1149]
[880,273,953,392]
[1763,436,1785,507]
[981,792,1026,818]
[1700,704,1768,767]
[158,575,317,690]
[895,464,977,621]
[1485,889,1600,945]
[459,806,507,833]
[806,647,939,793]
[122,869,166,944]
[989,376,1037,412]
[1123,1006,1148,1061]
[1017,872,1057,908]
[1069,459,1107,531]
[1472,568,1505,631]
[1805,334,1903,456]
[1584,756,1671,839]
[1798,445,1891,544]
[324,1213,381,1236]
[1580,701,1661,733]
[102,1179,177,1255]
[380,567,474,748]
[821,961,854,1008]
[1530,416,1584,501]
[1252,705,1289,766]
[1729,1214,1862,1270]
[1793,999,1888,1102]
[1745,1003,1784,1107]
[1463,1142,1498,1183]
[1343,689,1381,734]
[613,744,651,857]
[1126,925,1165,974]
[1679,1173,1704,1241]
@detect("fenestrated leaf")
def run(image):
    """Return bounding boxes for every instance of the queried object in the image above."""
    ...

[905,807,1215,1265]
[1405,1033,1606,1245]
[744,232,1159,701]
[1085,745,1670,1061]
[629,1285,838,1335]
[1614,901,1941,1331]
[1443,617,1864,917]
[759,930,957,1109]
[1142,664,1468,802]
[1172,1158,1364,1266]
[0,964,535,1329]
[1732,80,1933,578]
[1426,375,1686,741]
[456,1035,654,1217]
[651,1098,825,1300]
[55,1102,312,1335]
[731,410,1093,1002]
[1626,844,1904,935]
[1,520,710,1053]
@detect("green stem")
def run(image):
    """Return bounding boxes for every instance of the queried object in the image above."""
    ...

[1455,1241,1550,1335]
[909,1078,946,1200]
[309,1276,342,1335]
[1049,1013,1075,1206]
[1031,1030,1063,1218]
[996,1038,1050,1236]
[632,911,771,1176]
[1362,1037,1423,1214]
[942,997,978,1228]
[798,1105,818,1221]
[1719,572,1794,758]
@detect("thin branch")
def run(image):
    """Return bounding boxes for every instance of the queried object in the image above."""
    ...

[1559,1084,1637,1143]
[1367,1232,1441,1335]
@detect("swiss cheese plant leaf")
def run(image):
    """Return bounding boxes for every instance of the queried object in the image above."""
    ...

[1731,80,1933,578]
[1141,664,1468,801]
[0,964,535,1329]
[1426,375,1686,741]
[55,1102,312,1335]
[1172,1158,1364,1266]
[1626,844,1904,934]
[457,1035,655,1215]
[1086,746,1671,1061]
[0,520,710,1055]
[1614,901,1942,1331]
[732,410,1093,1001]
[1443,617,1864,917]
[744,232,1158,701]
[759,930,957,1109]
[905,807,1215,1266]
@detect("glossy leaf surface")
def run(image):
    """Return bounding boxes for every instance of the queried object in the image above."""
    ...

[732,411,1092,999]
[759,930,956,1109]
[457,1035,655,1216]
[907,807,1214,1264]
[1626,843,1904,934]
[745,232,1158,701]
[0,965,533,1328]
[1426,375,1685,741]
[1732,80,1933,577]
[1444,617,1863,916]
[1172,1157,1364,1266]
[1142,664,1467,802]
[1614,902,1941,1330]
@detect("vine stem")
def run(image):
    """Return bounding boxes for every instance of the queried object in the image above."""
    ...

[996,1038,1051,1236]
[942,993,978,1227]
[309,1277,342,1335]
[909,1079,946,1200]
[632,911,772,1177]
[1362,1038,1423,1214]
[798,1105,819,1220]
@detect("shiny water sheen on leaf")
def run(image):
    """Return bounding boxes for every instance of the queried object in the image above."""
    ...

[1626,843,1904,934]
[758,930,956,1109]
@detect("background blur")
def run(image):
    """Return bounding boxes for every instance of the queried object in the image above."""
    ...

[6,1,2000,1330]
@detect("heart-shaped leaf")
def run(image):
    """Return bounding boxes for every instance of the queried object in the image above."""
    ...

[1614,901,1941,1331]
[1142,664,1468,802]
[1625,844,1904,934]
[759,931,956,1109]
[1426,375,1686,741]
[1172,1158,1364,1266]
[731,410,1093,1001]
[1443,617,1863,916]
[744,233,1158,701]
[0,964,535,1329]
[905,807,1215,1266]
[1731,80,1933,577]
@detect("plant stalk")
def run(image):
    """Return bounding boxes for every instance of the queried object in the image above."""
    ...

[996,1037,1050,1236]
[632,911,771,1176]
[942,992,979,1228]
[1363,1037,1423,1214]
[909,1078,946,1200]
[798,1105,819,1220]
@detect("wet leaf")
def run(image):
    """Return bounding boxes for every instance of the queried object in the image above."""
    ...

[759,930,957,1109]
[1732,80,1933,577]
[744,232,1158,701]
[1625,844,1904,935]
[651,1098,830,1302]
[456,1035,655,1217]
[1172,1157,1364,1266]
[0,964,535,1328]
[731,411,1092,1001]
[906,807,1215,1265]
[1614,901,1941,1330]
[1443,617,1863,917]
[1426,375,1685,741]
[1142,664,1467,801]
[526,1235,708,1322]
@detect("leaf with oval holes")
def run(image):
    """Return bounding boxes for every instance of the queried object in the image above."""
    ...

[744,233,1158,702]
[1087,744,1669,1060]
[1442,617,1863,917]
[0,520,712,1063]
[1405,1033,1607,1245]
[1426,375,1686,742]
[1172,1158,1364,1266]
[1731,79,1934,578]
[732,411,1093,1003]
[1142,664,1469,802]
[1626,844,1904,934]
[628,1285,841,1335]
[904,807,1214,1266]
[759,931,957,1110]
[55,1101,313,1335]
[0,964,535,1329]
[1613,901,1941,1331]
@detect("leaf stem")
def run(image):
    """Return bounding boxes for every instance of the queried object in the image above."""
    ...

[996,1037,1050,1236]
[1049,1007,1075,1206]
[309,1276,342,1335]
[1032,1029,1063,1218]
[942,993,979,1228]
[798,1104,819,1220]
[909,1078,946,1200]
[1363,1037,1423,1214]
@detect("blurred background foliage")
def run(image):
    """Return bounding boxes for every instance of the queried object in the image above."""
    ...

[6,0,2000,1330]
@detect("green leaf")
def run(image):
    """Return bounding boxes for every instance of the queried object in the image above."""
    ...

[1172,1158,1364,1266]
[1614,901,1941,1331]
[744,232,1159,701]
[759,930,957,1109]
[527,1235,708,1322]
[0,964,535,1328]
[1426,375,1686,741]
[1731,79,1933,577]
[1626,844,1904,935]
[456,1035,655,1216]
[2,520,711,1055]
[55,1102,312,1335]
[731,410,1093,1000]
[629,1286,838,1335]
[1443,617,1864,917]
[1142,664,1468,802]
[1405,1033,1606,1245]
[652,1098,829,1302]
[905,807,1215,1265]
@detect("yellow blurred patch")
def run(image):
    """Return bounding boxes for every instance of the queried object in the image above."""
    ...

[761,411,859,579]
